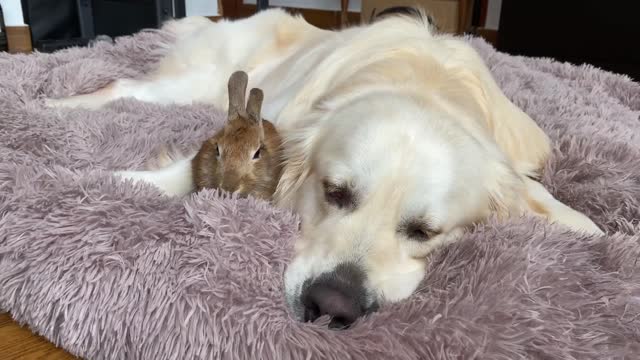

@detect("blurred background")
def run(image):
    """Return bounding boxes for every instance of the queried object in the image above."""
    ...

[1,0,638,81]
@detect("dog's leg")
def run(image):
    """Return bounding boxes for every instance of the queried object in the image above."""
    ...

[45,63,226,110]
[45,81,126,110]
[114,156,196,197]
[45,10,304,111]
[523,177,604,235]
[44,16,220,110]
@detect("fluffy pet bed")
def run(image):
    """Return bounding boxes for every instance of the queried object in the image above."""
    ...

[1,28,639,360]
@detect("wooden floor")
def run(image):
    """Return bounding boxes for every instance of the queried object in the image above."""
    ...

[0,313,76,360]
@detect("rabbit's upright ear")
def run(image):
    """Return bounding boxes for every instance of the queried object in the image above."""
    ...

[228,71,249,119]
[247,88,265,141]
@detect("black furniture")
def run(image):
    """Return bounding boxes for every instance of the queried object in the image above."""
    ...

[0,7,7,51]
[498,0,640,82]
[20,0,186,52]
[256,0,269,11]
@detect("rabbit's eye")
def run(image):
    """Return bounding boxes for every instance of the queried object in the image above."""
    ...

[253,147,262,160]
[215,145,221,158]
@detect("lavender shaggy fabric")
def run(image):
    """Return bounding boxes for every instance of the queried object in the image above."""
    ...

[1,29,640,360]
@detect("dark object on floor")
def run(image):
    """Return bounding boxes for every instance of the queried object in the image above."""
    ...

[20,0,80,50]
[498,0,640,82]
[89,0,185,38]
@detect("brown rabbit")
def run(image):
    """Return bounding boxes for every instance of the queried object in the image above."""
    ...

[192,71,283,201]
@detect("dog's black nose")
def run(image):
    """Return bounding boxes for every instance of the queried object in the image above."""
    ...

[303,282,364,328]
[301,263,369,329]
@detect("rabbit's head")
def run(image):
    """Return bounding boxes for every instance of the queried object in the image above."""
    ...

[192,71,282,200]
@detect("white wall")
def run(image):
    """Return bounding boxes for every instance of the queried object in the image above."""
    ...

[244,0,361,12]
[243,1,499,28]
[485,0,502,30]
[185,0,496,27]
[0,0,26,28]
[186,0,220,16]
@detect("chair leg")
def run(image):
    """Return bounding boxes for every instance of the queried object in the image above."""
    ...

[5,25,32,53]
[340,0,349,28]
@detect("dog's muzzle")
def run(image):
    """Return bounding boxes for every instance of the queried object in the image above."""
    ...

[300,262,378,329]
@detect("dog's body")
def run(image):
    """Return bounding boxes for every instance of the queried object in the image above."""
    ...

[47,9,602,327]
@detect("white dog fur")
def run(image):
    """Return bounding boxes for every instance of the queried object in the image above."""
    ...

[46,9,603,321]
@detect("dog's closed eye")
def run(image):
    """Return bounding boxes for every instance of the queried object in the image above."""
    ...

[323,180,356,210]
[399,219,438,242]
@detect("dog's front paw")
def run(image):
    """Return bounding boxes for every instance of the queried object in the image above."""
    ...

[43,95,103,110]
[43,98,67,108]
[43,97,87,109]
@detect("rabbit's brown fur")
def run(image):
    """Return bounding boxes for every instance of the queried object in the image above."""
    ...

[192,71,283,201]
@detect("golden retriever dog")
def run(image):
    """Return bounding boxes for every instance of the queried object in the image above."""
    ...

[46,8,603,328]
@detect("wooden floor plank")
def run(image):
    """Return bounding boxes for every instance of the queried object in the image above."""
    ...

[0,313,76,360]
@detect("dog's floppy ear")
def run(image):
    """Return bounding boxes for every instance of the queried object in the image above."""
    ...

[441,41,551,180]
[443,44,602,235]
[273,123,319,209]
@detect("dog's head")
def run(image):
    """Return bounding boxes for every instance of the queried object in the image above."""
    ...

[278,91,525,328]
